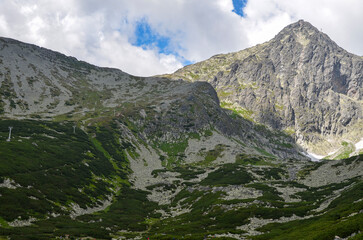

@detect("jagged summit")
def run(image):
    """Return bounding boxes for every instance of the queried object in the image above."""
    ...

[279,19,320,35]
[272,20,342,54]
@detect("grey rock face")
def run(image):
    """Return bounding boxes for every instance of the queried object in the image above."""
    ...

[168,20,363,154]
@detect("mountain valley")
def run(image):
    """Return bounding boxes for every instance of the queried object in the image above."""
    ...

[0,20,362,240]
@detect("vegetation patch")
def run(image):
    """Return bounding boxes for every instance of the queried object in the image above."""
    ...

[235,154,276,166]
[157,139,188,167]
[297,161,325,179]
[254,167,288,180]
[254,147,276,158]
[220,101,254,122]
[200,164,253,186]
[332,154,362,168]
[253,182,363,240]
[333,141,355,160]
[0,119,131,224]
[173,166,206,180]
[197,144,225,166]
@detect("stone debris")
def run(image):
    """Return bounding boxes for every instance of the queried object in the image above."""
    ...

[8,217,37,227]
[70,196,112,219]
[301,157,363,187]
[274,185,304,203]
[237,215,313,236]
[0,178,21,189]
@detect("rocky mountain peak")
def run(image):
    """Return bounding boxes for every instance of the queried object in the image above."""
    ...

[280,19,320,35]
[168,20,363,157]
[273,19,340,53]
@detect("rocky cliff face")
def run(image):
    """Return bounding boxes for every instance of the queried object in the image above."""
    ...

[168,20,363,155]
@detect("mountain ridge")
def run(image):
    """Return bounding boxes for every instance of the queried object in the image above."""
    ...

[0,32,307,161]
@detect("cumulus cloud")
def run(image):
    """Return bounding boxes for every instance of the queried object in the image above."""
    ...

[0,0,362,76]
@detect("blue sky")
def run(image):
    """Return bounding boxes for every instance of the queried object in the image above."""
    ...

[132,0,248,66]
[134,19,171,54]
[133,19,192,65]
[232,0,247,17]
[0,0,362,76]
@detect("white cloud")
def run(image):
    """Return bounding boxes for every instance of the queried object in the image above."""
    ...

[0,0,185,76]
[86,31,183,76]
[0,15,9,35]
[0,0,362,76]
[242,0,363,56]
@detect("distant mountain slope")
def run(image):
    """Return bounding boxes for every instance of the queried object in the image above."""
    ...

[0,37,204,118]
[167,20,363,156]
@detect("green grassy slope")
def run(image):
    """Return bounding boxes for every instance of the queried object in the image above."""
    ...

[0,119,362,240]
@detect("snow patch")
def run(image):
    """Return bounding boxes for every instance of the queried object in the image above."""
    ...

[327,149,339,156]
[355,138,363,150]
[301,151,323,162]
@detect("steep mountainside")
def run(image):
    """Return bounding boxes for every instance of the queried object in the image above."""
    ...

[167,20,363,157]
[0,36,304,162]
[0,23,362,240]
